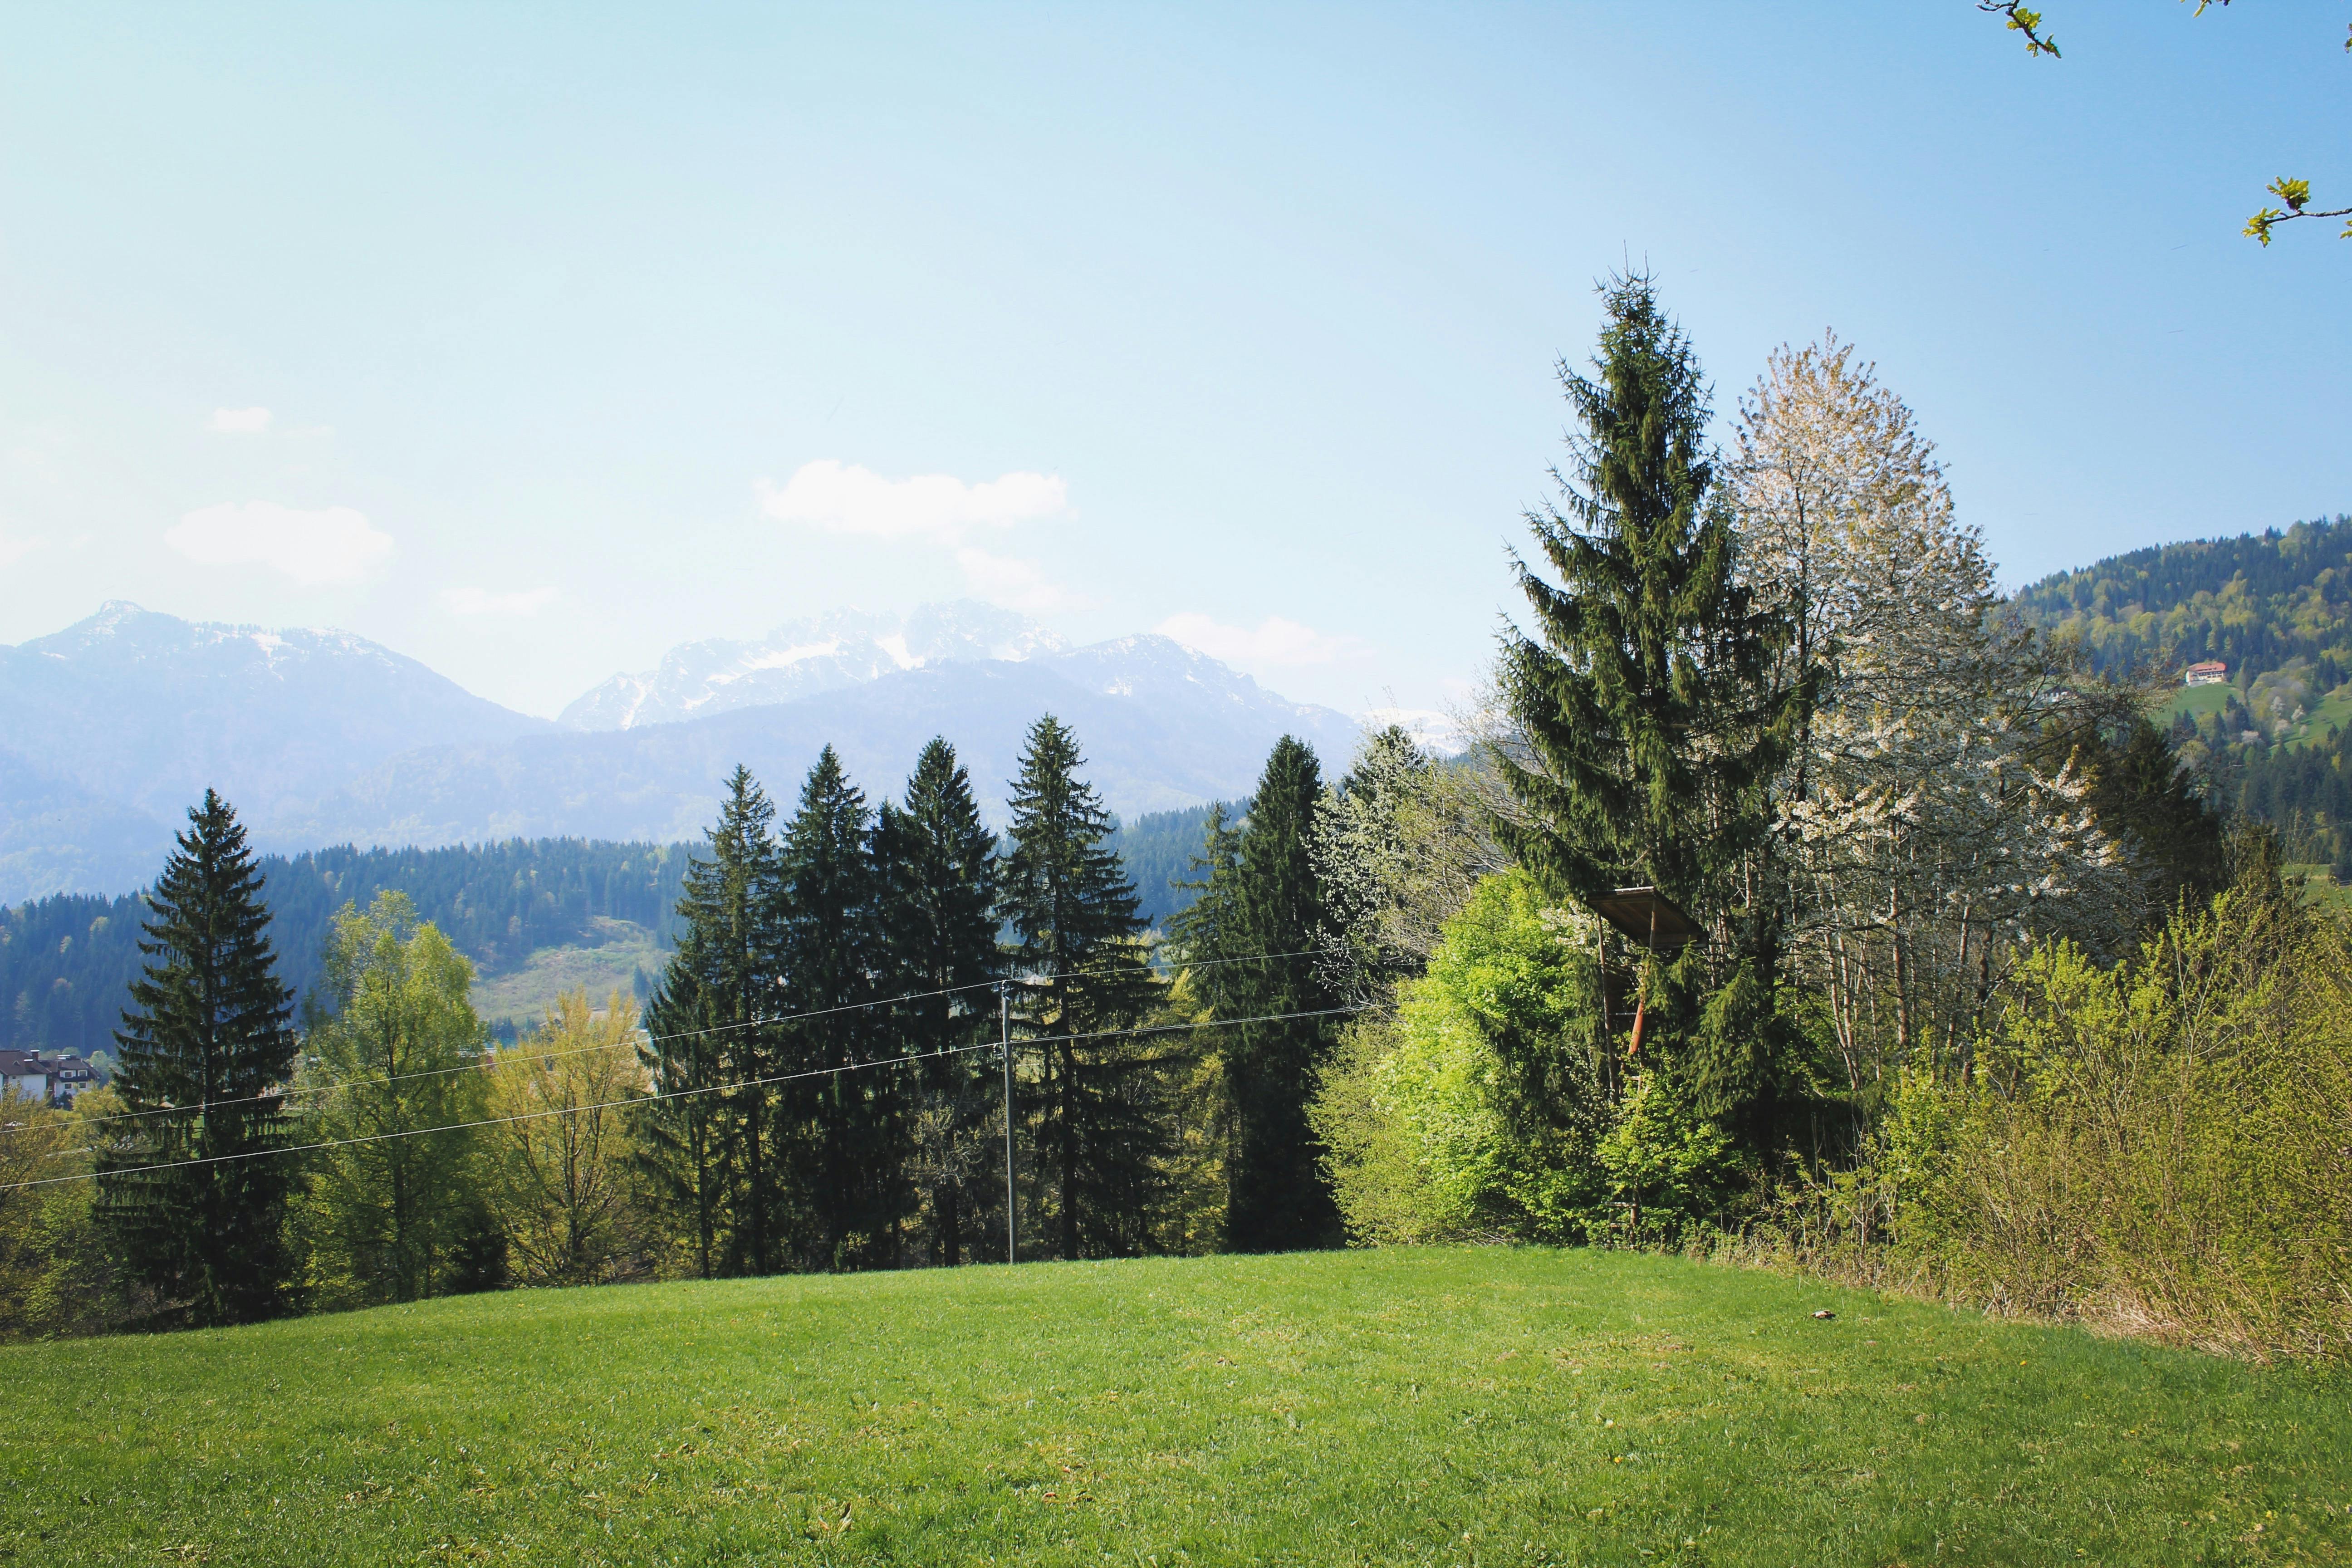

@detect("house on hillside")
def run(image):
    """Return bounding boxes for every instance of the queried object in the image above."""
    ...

[2184,660,2228,687]
[0,1050,100,1107]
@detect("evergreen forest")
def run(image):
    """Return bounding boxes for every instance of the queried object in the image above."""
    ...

[1,809,1223,1059]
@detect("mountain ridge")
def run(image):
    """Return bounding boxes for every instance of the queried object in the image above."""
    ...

[561,600,1069,729]
[0,603,1367,900]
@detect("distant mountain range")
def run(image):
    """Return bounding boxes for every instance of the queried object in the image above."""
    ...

[561,603,1067,729]
[0,601,1368,902]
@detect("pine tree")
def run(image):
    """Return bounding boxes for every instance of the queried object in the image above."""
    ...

[1497,274,1805,1113]
[772,746,891,1269]
[636,950,729,1279]
[643,767,780,1274]
[1171,740,1343,1250]
[875,738,1000,1267]
[996,715,1167,1259]
[97,790,299,1325]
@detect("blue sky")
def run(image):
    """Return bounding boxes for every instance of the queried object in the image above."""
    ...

[1,3,2344,720]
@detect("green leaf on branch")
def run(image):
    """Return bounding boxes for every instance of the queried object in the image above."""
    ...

[2269,177,2312,213]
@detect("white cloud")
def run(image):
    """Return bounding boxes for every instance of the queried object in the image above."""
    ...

[0,530,40,568]
[756,460,1068,540]
[956,547,1067,612]
[1154,612,1371,667]
[165,501,392,585]
[209,407,273,435]
[442,585,560,617]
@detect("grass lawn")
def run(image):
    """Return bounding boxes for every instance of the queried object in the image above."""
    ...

[2158,681,2238,730]
[2281,679,2352,751]
[2,1248,2345,1566]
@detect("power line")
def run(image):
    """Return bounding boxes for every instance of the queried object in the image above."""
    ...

[0,1001,1367,1193]
[5,944,1330,1142]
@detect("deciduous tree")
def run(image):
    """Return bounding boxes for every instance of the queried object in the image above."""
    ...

[298,892,498,1306]
[487,989,649,1285]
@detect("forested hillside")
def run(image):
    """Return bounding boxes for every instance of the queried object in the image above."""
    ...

[1,817,1227,1058]
[1108,799,1237,925]
[0,840,692,1058]
[2013,516,2352,872]
[2012,515,2352,684]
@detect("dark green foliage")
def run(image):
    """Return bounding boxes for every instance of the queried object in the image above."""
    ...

[96,791,299,1326]
[5,828,1187,1060]
[2226,722,2352,878]
[2068,717,2232,919]
[640,768,781,1277]
[1170,738,1341,1252]
[260,839,693,994]
[3,839,691,1058]
[1495,274,1803,937]
[0,892,143,1058]
[1106,801,1245,926]
[996,716,1168,1259]
[772,747,894,1270]
[1494,275,1807,1142]
[875,739,1001,1267]
[634,949,729,1281]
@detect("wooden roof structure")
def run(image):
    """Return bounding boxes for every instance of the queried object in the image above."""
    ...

[1588,886,1703,951]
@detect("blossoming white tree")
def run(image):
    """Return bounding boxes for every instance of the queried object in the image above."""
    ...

[1734,336,2127,1093]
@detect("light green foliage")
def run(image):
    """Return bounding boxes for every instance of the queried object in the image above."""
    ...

[1312,871,1608,1244]
[0,1087,131,1337]
[294,892,499,1308]
[1594,1072,1739,1247]
[3,1249,2348,1564]
[483,990,651,1287]
[1980,1,2058,58]
[1833,888,2352,1361]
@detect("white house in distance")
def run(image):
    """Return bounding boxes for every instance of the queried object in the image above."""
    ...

[0,1050,100,1108]
[2184,660,2228,687]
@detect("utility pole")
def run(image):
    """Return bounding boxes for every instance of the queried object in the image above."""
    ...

[1001,981,1015,1265]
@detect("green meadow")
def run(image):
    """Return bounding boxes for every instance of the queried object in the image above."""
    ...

[2,1249,2344,1567]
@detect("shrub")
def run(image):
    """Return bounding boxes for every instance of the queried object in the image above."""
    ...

[1791,884,2352,1361]
[1311,871,1609,1244]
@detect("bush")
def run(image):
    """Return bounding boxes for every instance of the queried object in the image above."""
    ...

[1311,870,1610,1244]
[1594,1071,1742,1247]
[1776,883,2352,1362]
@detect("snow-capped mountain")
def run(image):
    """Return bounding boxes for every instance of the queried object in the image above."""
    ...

[1,602,548,819]
[282,637,1367,850]
[0,603,1375,902]
[0,602,554,898]
[561,602,1068,729]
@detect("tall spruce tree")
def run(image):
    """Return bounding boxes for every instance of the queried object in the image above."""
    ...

[636,926,731,1280]
[1497,274,1807,1119]
[996,715,1167,1259]
[644,767,781,1274]
[876,739,1000,1267]
[97,790,299,1325]
[773,746,893,1269]
[1171,739,1342,1251]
